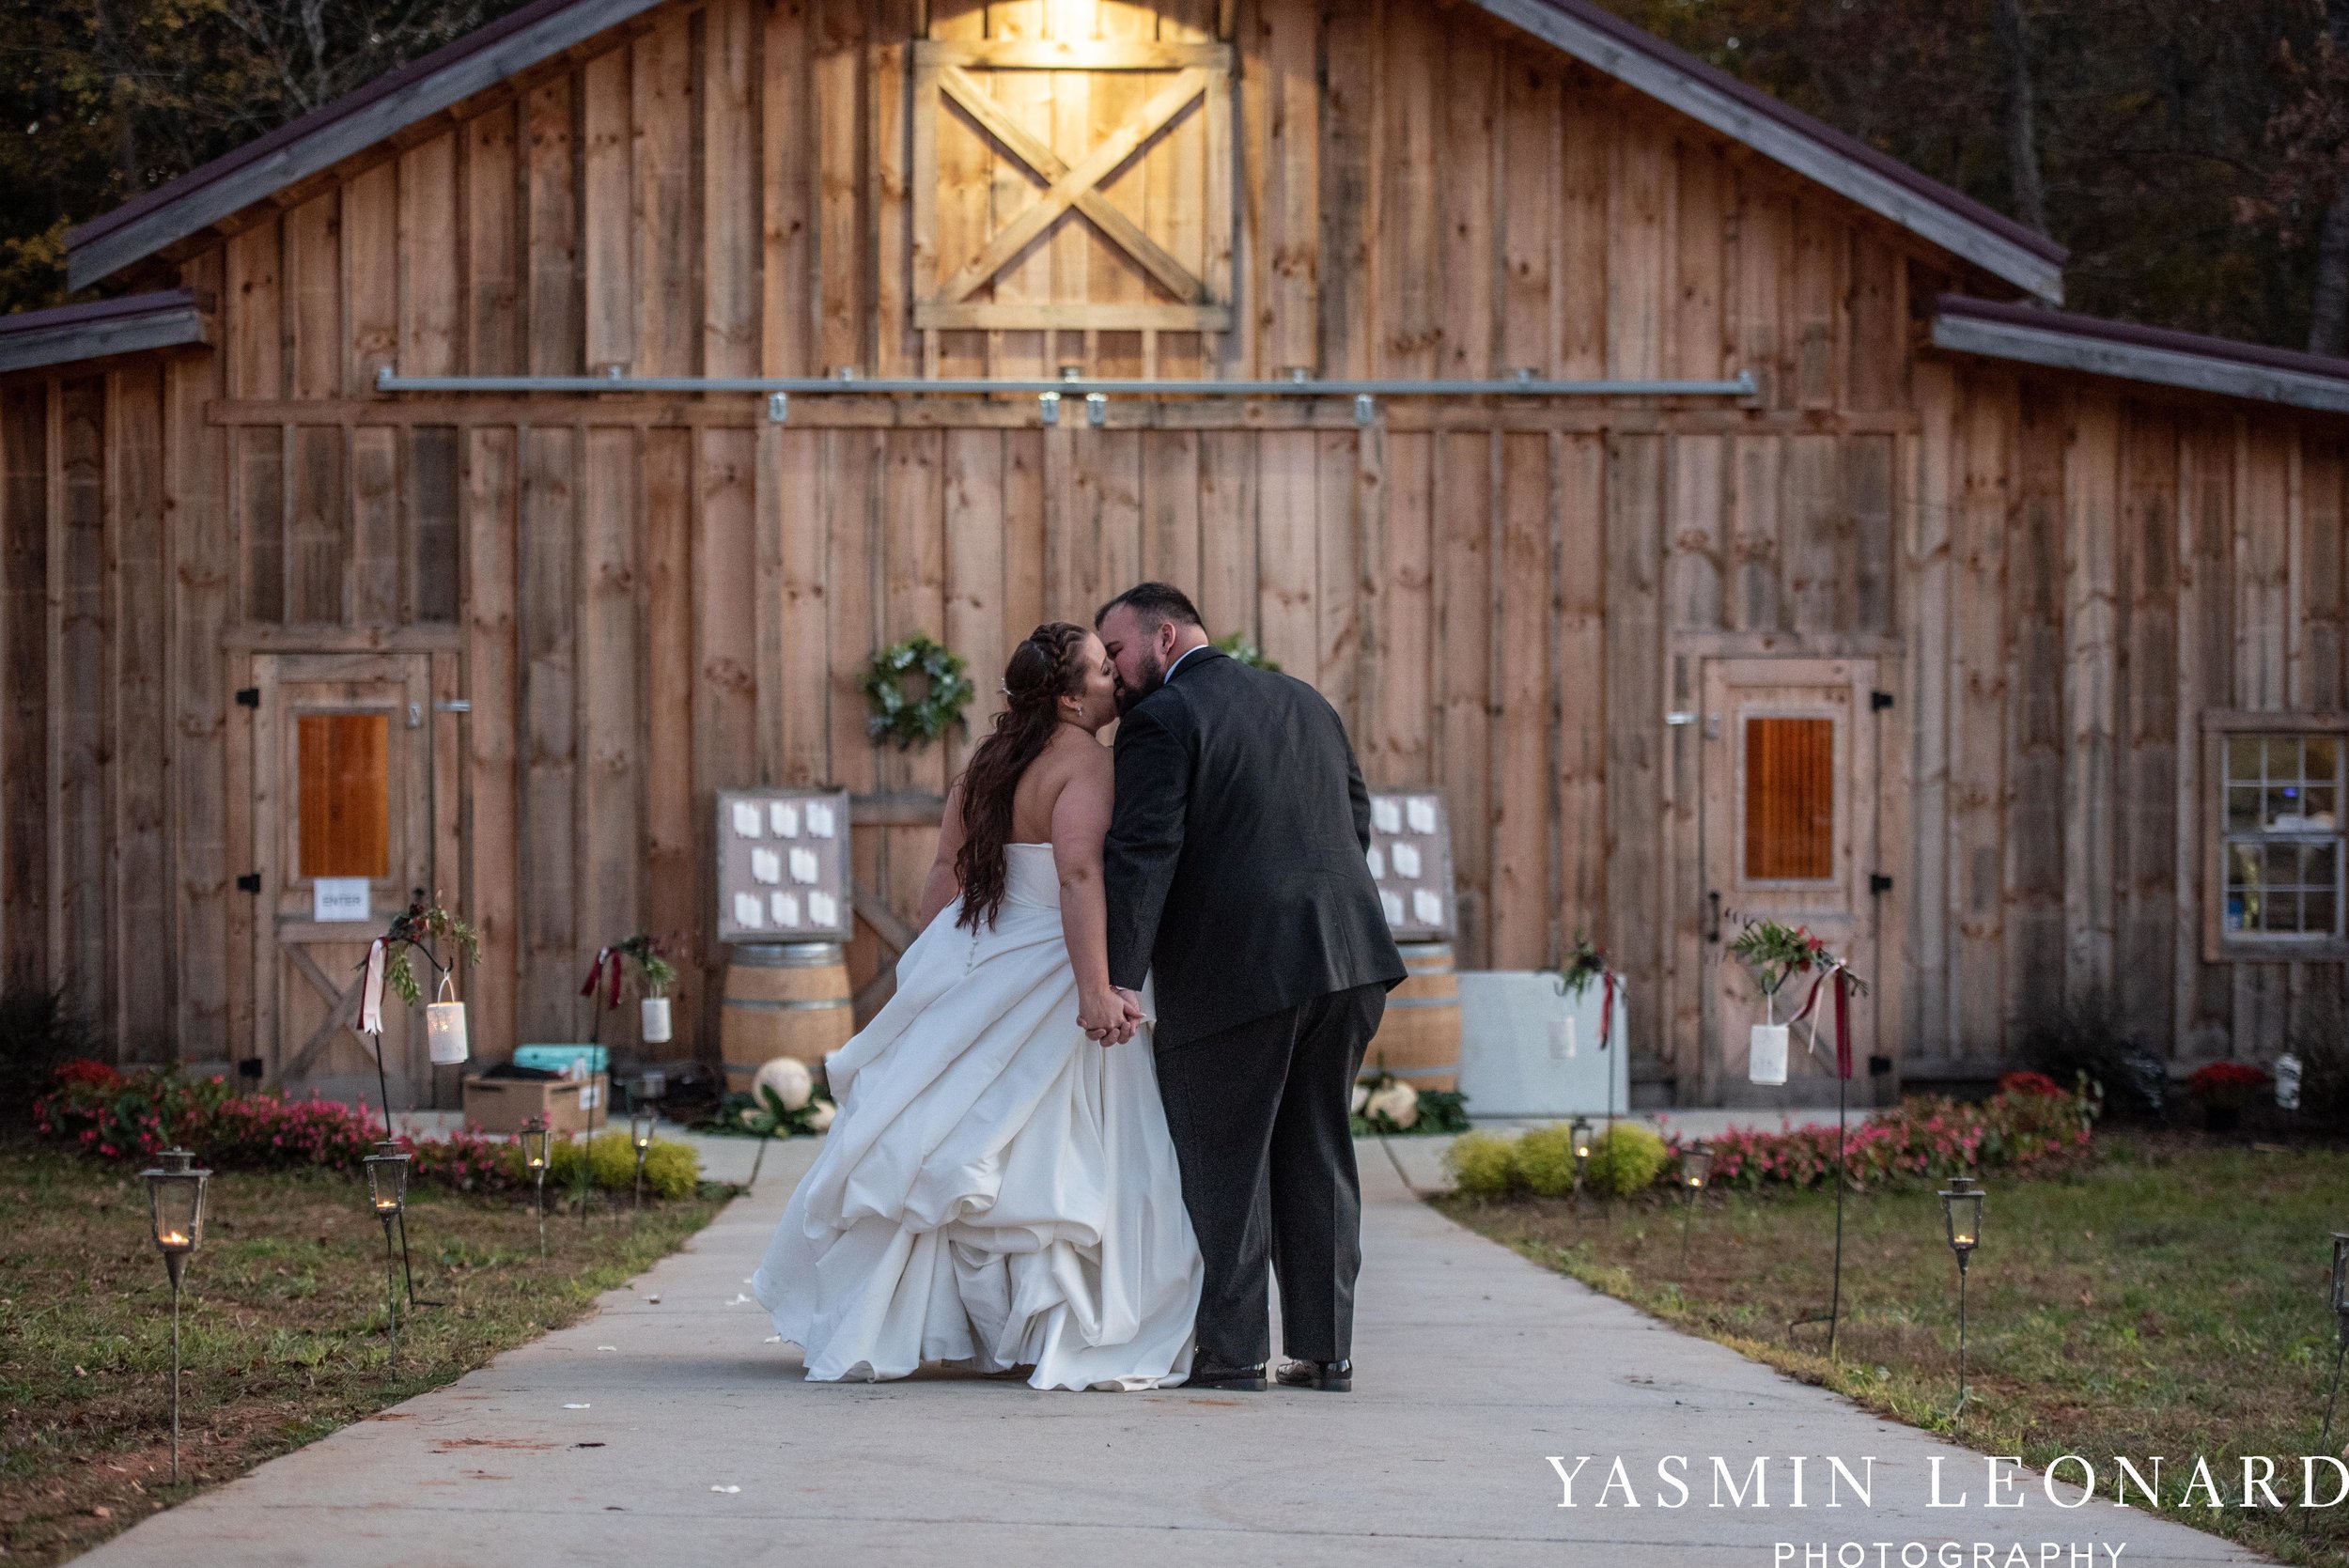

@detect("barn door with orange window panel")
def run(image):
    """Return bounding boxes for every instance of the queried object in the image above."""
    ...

[1699,660,1881,1105]
[248,653,434,1108]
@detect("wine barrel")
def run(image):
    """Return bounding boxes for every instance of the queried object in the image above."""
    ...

[721,942,853,1084]
[1362,941,1460,1092]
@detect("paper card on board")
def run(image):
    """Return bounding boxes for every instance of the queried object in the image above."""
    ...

[770,801,800,838]
[733,893,765,929]
[313,877,370,923]
[805,801,836,838]
[1391,843,1422,878]
[1549,1017,1577,1061]
[1379,889,1405,925]
[1365,846,1385,879]
[1411,888,1443,925]
[1370,798,1402,834]
[731,800,764,839]
[1406,797,1439,834]
[788,847,820,885]
[771,892,800,927]
[750,848,782,885]
[807,891,838,927]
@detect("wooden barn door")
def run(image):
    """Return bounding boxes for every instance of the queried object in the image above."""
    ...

[1699,659,1884,1104]
[246,653,435,1106]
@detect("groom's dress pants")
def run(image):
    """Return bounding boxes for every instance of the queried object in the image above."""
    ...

[1152,981,1389,1370]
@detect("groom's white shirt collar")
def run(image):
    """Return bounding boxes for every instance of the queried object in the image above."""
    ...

[1163,643,1213,682]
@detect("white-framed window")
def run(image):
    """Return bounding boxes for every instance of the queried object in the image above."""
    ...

[2205,716,2346,957]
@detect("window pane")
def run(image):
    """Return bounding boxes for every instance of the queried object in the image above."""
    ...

[2265,842,2301,888]
[297,713,390,879]
[2272,890,2305,932]
[2310,888,2340,937]
[2227,737,2262,784]
[2268,736,2304,780]
[2227,786,2262,830]
[1744,717,1835,881]
[2307,787,2338,829]
[2310,737,2340,784]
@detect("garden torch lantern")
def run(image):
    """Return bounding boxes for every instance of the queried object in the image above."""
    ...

[630,1094,658,1212]
[1939,1175,1985,1419]
[1676,1141,1712,1276]
[362,1147,411,1374]
[142,1150,210,1482]
[2323,1233,2349,1450]
[519,1116,552,1258]
[1569,1117,1593,1196]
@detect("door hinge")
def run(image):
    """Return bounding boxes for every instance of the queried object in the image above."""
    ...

[1869,873,1894,894]
[234,687,260,707]
[236,873,262,893]
[1870,690,1895,711]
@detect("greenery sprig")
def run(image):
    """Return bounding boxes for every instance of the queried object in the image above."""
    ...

[1213,631,1281,671]
[1725,919,1834,1000]
[859,631,974,750]
[380,899,482,1006]
[1549,931,1609,1000]
[615,934,677,999]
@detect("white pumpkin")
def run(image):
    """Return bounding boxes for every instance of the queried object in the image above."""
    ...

[1366,1080,1420,1129]
[1350,1082,1372,1115]
[807,1099,836,1133]
[754,1056,815,1112]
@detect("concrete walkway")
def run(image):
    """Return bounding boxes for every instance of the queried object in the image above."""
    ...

[79,1141,2261,1566]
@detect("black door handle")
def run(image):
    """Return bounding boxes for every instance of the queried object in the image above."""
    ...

[1704,890,1722,943]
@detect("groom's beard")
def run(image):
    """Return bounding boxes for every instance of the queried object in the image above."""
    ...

[1113,648,1170,716]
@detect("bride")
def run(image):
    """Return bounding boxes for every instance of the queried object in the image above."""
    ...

[752,622,1204,1390]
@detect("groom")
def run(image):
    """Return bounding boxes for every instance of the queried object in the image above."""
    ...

[1091,583,1405,1393]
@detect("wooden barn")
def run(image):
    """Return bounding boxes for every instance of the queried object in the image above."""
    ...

[5,0,2346,1108]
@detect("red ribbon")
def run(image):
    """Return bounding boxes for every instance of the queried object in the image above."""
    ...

[1598,970,1616,1052]
[1834,965,1851,1079]
[580,947,622,1009]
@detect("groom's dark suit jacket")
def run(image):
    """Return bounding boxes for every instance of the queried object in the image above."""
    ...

[1104,646,1405,1049]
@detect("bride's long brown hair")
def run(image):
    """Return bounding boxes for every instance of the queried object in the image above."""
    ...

[954,622,1091,931]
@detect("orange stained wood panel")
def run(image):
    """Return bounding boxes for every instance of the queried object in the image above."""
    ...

[296,711,392,879]
[1744,715,1833,882]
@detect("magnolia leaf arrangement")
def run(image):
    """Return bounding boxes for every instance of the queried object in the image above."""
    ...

[1550,931,1609,1000]
[860,631,975,750]
[1725,920,1834,1001]
[381,899,482,1006]
[616,934,677,999]
[1212,631,1281,672]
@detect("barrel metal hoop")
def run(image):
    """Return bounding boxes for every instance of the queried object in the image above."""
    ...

[723,996,852,1011]
[1385,995,1461,1009]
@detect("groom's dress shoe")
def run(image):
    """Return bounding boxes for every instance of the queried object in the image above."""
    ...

[1187,1361,1268,1391]
[1274,1358,1352,1392]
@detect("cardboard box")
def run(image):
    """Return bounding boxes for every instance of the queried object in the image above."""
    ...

[462,1073,609,1136]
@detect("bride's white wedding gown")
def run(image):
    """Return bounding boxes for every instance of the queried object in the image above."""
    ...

[752,844,1203,1390]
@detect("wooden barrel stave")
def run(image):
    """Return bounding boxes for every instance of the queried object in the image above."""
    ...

[1362,941,1460,1093]
[721,942,854,1085]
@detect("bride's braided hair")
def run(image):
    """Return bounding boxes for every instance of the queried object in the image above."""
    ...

[954,622,1091,931]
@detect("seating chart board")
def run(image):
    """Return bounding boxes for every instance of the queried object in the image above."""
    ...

[1366,789,1456,942]
[715,788,855,942]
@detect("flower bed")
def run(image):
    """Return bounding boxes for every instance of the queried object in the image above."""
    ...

[31,1062,698,1198]
[1448,1075,2096,1198]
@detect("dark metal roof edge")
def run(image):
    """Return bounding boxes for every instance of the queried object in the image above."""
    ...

[0,288,209,335]
[1932,294,2349,415]
[0,291,213,375]
[1937,292,2349,387]
[1517,0,2063,268]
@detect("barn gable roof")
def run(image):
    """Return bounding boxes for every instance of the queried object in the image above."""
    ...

[1932,294,2349,416]
[63,0,2070,301]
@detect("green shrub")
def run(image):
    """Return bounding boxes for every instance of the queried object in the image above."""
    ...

[1443,1130,1519,1197]
[549,1132,700,1199]
[1514,1124,1580,1198]
[1584,1121,1669,1197]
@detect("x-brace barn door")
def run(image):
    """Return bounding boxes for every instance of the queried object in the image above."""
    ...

[910,37,1234,335]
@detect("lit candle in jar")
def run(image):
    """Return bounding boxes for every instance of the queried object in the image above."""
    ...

[159,1230,189,1248]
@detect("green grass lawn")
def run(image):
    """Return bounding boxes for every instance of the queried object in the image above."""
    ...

[1436,1132,2349,1568]
[0,1142,724,1566]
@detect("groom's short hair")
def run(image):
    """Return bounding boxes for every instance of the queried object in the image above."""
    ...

[1096,582,1204,633]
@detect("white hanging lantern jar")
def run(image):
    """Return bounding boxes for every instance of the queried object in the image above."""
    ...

[641,994,673,1045]
[1748,1021,1789,1086]
[426,973,470,1065]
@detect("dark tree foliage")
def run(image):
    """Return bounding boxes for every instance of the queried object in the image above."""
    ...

[0,0,2343,353]
[1598,0,2335,350]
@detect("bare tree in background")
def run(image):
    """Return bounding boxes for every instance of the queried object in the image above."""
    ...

[1993,0,2050,236]
[2304,0,2349,354]
[2250,0,2349,354]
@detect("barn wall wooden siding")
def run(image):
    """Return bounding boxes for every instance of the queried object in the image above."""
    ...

[1,0,2337,1091]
